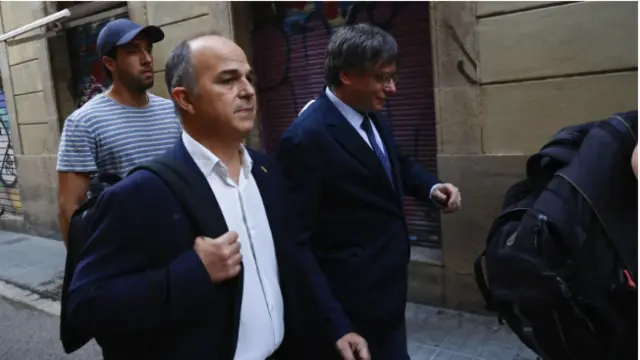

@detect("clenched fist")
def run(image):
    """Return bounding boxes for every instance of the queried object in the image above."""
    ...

[430,183,461,213]
[336,332,370,360]
[194,231,242,283]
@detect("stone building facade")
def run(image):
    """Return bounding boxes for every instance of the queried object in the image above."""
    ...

[0,1,636,312]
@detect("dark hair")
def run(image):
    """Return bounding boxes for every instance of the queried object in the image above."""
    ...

[164,31,222,115]
[102,47,117,82]
[324,24,397,88]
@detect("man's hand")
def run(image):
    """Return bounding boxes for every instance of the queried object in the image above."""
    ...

[336,332,370,360]
[58,172,91,246]
[194,231,242,283]
[430,183,461,213]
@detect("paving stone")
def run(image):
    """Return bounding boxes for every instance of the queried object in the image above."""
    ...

[0,230,539,360]
[407,343,439,360]
[430,349,473,360]
[405,303,537,360]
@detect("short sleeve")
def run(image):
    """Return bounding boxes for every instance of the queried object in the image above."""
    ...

[56,116,98,173]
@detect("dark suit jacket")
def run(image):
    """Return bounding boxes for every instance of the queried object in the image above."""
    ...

[67,139,301,360]
[276,91,440,349]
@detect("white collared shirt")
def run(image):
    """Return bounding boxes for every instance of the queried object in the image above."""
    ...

[325,87,387,155]
[300,88,386,154]
[182,131,284,360]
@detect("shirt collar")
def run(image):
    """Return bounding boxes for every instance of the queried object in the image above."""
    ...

[181,131,253,180]
[325,87,366,129]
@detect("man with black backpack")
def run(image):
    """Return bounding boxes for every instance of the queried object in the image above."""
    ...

[61,33,314,360]
[475,111,638,360]
[57,19,181,245]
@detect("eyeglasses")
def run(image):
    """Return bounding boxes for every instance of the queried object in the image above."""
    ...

[373,73,398,88]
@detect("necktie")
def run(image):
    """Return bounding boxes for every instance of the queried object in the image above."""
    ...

[361,115,394,187]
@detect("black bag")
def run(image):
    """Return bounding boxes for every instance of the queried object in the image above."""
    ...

[474,111,638,360]
[60,172,122,353]
[60,156,203,354]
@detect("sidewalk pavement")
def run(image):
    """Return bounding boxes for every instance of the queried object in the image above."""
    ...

[0,230,539,360]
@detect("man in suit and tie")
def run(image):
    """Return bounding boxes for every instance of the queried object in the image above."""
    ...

[277,24,462,359]
[66,33,303,360]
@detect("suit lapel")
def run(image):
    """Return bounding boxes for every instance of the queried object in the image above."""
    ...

[250,153,272,219]
[170,140,229,237]
[171,138,244,356]
[319,93,396,196]
[249,153,283,250]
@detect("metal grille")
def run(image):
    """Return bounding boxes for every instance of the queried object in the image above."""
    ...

[251,1,441,247]
[0,89,22,215]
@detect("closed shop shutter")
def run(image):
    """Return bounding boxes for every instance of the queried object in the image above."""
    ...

[252,2,440,247]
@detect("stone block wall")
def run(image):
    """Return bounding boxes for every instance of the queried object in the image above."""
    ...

[133,1,258,147]
[0,1,244,238]
[0,0,635,314]
[430,1,637,313]
[133,1,235,99]
[0,1,61,238]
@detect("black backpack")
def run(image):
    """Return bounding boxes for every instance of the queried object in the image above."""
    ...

[60,156,203,354]
[474,111,638,360]
[60,172,122,353]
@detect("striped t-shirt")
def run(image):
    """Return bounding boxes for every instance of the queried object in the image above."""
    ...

[56,93,182,178]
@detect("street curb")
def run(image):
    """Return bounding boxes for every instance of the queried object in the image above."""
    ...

[0,279,61,316]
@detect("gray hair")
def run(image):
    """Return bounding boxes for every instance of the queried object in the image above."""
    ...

[164,31,221,115]
[325,24,397,88]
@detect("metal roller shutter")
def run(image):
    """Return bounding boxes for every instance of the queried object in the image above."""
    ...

[252,1,441,247]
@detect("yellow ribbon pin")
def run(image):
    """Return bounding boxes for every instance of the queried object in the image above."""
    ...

[261,165,268,173]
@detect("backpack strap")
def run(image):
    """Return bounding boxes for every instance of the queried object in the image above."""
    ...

[128,157,210,234]
[610,110,637,142]
[62,157,217,354]
[526,121,599,181]
[127,156,221,353]
[474,251,495,311]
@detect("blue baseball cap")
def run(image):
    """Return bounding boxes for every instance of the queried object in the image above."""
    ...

[97,19,164,58]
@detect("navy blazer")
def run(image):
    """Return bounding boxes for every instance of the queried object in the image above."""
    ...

[67,139,301,360]
[276,91,440,349]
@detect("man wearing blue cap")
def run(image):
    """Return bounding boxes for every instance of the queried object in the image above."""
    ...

[57,19,182,242]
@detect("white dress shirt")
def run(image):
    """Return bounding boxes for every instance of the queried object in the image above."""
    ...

[300,88,441,198]
[300,88,386,154]
[182,131,284,360]
[324,87,388,155]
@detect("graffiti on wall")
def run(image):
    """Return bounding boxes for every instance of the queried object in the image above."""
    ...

[0,89,22,215]
[252,2,404,94]
[251,2,414,126]
[67,14,128,108]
